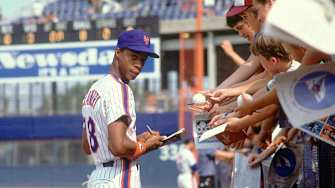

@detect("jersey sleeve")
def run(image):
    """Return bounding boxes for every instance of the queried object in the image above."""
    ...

[101,88,131,126]
[186,150,197,167]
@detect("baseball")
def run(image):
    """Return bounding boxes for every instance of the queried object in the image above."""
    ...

[237,93,253,107]
[192,93,207,104]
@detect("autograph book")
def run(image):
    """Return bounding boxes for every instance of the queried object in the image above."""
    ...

[162,128,186,145]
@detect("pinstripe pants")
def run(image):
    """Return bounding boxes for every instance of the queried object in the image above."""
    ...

[177,173,197,188]
[87,159,141,188]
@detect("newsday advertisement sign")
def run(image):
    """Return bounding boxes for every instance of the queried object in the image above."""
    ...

[0,39,160,83]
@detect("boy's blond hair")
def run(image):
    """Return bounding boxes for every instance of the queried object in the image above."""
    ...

[251,33,291,62]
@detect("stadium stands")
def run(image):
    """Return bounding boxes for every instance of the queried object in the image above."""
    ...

[40,0,231,22]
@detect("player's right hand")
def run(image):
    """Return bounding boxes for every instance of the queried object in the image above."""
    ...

[137,131,160,142]
[144,135,165,151]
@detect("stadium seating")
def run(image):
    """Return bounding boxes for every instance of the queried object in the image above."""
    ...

[40,0,231,22]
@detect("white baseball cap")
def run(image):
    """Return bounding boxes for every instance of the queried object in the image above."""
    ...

[263,0,335,54]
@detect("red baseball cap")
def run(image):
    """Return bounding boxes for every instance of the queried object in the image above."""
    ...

[226,0,253,17]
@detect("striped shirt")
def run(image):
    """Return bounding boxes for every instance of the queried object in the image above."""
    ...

[82,74,136,165]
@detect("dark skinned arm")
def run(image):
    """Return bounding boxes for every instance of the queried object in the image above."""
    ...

[108,116,164,159]
[81,129,91,155]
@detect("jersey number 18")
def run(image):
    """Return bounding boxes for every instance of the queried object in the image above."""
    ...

[84,117,99,153]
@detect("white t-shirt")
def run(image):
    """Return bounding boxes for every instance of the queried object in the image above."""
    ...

[176,146,197,174]
[82,74,136,165]
[267,60,301,90]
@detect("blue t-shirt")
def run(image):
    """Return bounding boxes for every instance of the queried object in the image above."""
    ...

[198,149,216,176]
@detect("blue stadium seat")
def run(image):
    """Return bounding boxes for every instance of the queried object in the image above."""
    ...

[19,0,229,23]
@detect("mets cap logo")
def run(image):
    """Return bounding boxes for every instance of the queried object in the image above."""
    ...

[144,35,150,45]
[294,71,335,110]
[272,148,296,177]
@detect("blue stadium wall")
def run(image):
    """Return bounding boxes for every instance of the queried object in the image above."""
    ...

[0,112,191,140]
[0,112,193,188]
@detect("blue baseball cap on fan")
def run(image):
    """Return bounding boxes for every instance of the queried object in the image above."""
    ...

[116,29,159,58]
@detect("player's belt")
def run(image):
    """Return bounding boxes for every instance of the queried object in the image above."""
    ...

[102,160,115,167]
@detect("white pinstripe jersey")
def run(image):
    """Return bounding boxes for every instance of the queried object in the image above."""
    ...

[82,74,137,165]
[176,147,197,174]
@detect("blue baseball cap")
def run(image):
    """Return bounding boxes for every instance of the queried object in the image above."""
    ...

[116,29,159,58]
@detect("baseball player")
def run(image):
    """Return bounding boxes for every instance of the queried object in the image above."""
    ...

[81,29,164,188]
[176,139,198,188]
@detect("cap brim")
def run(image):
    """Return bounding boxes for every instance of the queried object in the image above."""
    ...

[127,46,160,58]
[226,6,249,17]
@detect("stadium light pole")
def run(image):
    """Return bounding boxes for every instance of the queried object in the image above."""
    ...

[194,0,204,91]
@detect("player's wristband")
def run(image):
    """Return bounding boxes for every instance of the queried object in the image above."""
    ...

[133,142,147,159]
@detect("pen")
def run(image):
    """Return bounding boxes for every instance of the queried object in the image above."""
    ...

[146,124,154,134]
